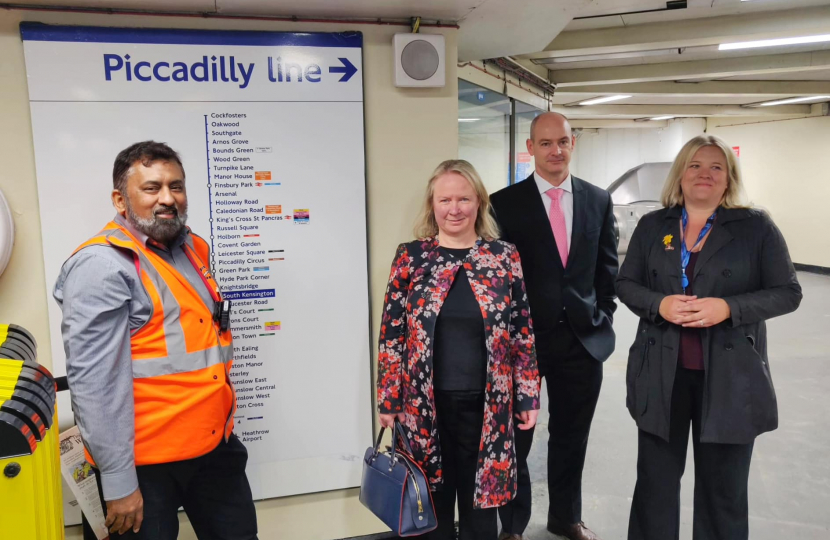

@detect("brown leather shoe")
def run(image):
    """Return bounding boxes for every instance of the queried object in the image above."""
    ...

[546,519,601,540]
[499,533,523,540]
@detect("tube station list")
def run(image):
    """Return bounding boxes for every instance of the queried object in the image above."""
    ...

[206,112,296,441]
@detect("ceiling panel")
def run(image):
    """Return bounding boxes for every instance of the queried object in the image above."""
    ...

[8,0,481,19]
[458,0,586,61]
[9,0,215,11]
[216,0,479,20]
[541,42,830,70]
[723,69,830,81]
[551,93,793,106]
[571,0,672,20]
[564,16,625,32]
[566,0,830,31]
[565,114,693,120]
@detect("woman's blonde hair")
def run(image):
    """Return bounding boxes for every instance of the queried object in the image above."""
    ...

[661,134,748,209]
[413,159,500,241]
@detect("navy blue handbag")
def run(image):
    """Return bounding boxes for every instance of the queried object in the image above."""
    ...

[359,422,437,536]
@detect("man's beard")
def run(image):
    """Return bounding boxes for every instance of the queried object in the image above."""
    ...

[125,197,188,245]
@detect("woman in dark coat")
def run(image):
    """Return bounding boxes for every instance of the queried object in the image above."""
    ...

[377,159,540,540]
[616,135,802,540]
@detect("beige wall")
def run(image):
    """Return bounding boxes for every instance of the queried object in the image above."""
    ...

[708,115,830,268]
[0,8,458,539]
[0,12,52,368]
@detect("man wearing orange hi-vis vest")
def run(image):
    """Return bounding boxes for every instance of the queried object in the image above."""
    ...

[54,141,258,539]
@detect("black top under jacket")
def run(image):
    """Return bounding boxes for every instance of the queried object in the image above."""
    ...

[433,247,488,391]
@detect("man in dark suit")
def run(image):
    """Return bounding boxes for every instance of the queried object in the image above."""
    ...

[490,112,618,540]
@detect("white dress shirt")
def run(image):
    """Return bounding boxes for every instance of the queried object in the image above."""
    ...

[534,173,574,251]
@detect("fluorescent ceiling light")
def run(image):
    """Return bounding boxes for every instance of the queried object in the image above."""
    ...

[650,116,675,121]
[579,95,632,106]
[720,34,830,51]
[458,118,481,122]
[752,95,830,107]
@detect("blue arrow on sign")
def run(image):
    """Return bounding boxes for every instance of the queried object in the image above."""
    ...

[329,57,357,82]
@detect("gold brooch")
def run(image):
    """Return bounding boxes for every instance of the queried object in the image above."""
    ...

[663,234,674,251]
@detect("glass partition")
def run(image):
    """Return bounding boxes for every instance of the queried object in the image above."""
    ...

[514,101,544,183]
[458,79,511,194]
[458,80,546,191]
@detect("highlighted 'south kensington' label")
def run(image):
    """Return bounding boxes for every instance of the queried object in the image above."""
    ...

[224,289,275,300]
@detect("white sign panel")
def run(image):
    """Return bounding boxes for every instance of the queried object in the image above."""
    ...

[21,24,372,503]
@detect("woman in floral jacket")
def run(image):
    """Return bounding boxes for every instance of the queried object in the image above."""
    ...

[377,160,541,540]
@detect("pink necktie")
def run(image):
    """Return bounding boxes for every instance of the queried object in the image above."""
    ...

[547,188,569,267]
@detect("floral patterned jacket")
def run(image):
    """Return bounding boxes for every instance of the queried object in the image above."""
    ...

[377,236,540,509]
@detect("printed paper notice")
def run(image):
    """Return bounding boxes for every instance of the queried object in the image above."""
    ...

[60,426,108,539]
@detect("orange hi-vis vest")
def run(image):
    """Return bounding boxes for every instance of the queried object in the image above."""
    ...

[72,221,235,466]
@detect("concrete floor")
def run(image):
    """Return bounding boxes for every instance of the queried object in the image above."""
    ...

[518,271,830,540]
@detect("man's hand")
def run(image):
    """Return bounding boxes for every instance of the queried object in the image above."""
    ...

[105,487,144,535]
[676,297,731,328]
[659,294,698,325]
[515,409,539,430]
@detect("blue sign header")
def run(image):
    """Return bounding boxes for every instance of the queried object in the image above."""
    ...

[19,23,363,48]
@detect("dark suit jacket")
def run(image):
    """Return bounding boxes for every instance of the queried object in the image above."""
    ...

[490,174,619,362]
[616,206,802,443]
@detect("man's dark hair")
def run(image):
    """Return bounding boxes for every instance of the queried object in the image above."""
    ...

[113,141,184,193]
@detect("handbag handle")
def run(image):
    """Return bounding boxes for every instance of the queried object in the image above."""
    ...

[371,420,415,464]
[372,424,385,455]
[369,424,400,472]
[394,421,415,456]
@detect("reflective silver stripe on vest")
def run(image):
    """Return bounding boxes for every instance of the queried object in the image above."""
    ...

[105,229,188,359]
[103,228,229,379]
[132,343,233,379]
[135,249,190,357]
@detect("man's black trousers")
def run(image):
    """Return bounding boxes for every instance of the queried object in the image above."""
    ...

[498,323,603,534]
[83,433,258,540]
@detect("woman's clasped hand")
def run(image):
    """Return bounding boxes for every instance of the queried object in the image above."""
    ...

[658,295,731,328]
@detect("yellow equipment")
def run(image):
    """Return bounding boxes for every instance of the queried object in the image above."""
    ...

[0,324,64,540]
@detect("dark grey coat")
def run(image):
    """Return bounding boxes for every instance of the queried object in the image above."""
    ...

[616,206,802,444]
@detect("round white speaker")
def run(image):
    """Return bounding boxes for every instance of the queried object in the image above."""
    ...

[401,40,440,81]
[394,33,446,88]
